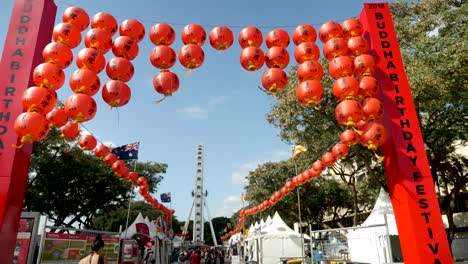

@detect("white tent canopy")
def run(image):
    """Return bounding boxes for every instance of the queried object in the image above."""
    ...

[246,212,303,263]
[120,213,162,239]
[346,188,398,264]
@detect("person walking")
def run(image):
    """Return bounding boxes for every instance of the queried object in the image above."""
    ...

[79,235,106,264]
[189,250,202,264]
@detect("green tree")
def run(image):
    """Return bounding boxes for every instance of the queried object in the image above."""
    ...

[203,216,231,246]
[25,128,167,229]
[390,0,467,245]
[265,65,384,226]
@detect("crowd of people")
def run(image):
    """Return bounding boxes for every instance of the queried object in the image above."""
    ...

[171,247,225,264]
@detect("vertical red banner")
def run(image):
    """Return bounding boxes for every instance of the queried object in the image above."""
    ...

[360,3,452,264]
[0,0,57,262]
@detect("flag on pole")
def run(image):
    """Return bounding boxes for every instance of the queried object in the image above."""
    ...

[160,192,171,203]
[241,194,247,203]
[293,145,307,159]
[112,142,140,160]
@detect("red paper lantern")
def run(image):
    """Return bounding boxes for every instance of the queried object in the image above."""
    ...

[102,80,132,107]
[332,143,349,159]
[296,80,324,107]
[181,24,206,46]
[292,24,317,45]
[312,160,325,173]
[261,68,288,94]
[328,56,354,79]
[60,121,80,140]
[285,181,295,191]
[103,153,118,166]
[106,57,135,82]
[32,62,65,90]
[52,22,81,48]
[64,93,97,122]
[62,6,90,31]
[294,42,320,64]
[238,26,263,48]
[153,70,180,96]
[128,171,138,182]
[120,19,146,42]
[332,76,360,101]
[178,44,205,69]
[14,112,49,145]
[91,12,118,36]
[112,36,139,60]
[265,29,290,48]
[319,21,343,43]
[323,38,349,60]
[76,48,106,73]
[150,45,177,69]
[347,36,369,56]
[340,129,360,146]
[78,134,97,150]
[21,86,57,114]
[94,144,110,158]
[359,76,380,98]
[308,168,320,179]
[360,122,387,151]
[297,60,324,82]
[120,167,130,178]
[69,69,101,96]
[209,26,234,50]
[356,120,368,131]
[322,152,336,166]
[84,28,113,53]
[361,97,384,122]
[281,186,291,196]
[137,176,147,186]
[342,18,363,38]
[354,54,375,76]
[265,47,290,69]
[149,23,176,46]
[240,47,265,71]
[46,107,68,128]
[42,42,73,69]
[335,99,363,127]
[112,160,127,175]
[297,173,307,185]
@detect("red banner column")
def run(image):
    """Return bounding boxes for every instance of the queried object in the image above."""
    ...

[0,0,56,262]
[360,3,452,264]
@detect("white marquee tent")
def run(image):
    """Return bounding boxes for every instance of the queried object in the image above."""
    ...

[246,212,303,263]
[346,188,399,264]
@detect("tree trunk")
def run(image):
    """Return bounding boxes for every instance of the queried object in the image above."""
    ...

[352,182,358,226]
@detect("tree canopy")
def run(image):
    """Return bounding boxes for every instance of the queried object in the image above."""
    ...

[25,128,167,229]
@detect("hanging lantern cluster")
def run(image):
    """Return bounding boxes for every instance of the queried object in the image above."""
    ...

[293,24,324,108]
[14,6,90,146]
[149,23,179,100]
[101,17,144,108]
[321,18,386,156]
[179,24,206,71]
[260,29,289,94]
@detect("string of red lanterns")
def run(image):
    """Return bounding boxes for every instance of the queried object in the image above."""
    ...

[221,17,389,241]
[12,6,390,237]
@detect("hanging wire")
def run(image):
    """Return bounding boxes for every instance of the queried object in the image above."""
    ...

[55,0,358,29]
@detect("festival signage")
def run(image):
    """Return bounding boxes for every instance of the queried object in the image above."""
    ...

[40,233,119,264]
[14,212,40,264]
[360,3,452,263]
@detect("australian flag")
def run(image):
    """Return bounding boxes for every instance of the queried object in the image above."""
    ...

[112,142,139,160]
[160,192,171,203]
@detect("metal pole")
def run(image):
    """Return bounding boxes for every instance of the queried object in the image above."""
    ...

[293,160,305,262]
[124,159,138,238]
[384,214,394,263]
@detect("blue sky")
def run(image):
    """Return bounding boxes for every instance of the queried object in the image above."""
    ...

[0,0,391,223]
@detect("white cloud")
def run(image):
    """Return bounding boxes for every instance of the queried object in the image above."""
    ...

[177,96,226,119]
[230,149,290,185]
[177,104,208,119]
[215,195,244,217]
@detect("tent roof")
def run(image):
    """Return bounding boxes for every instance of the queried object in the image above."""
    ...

[260,212,302,237]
